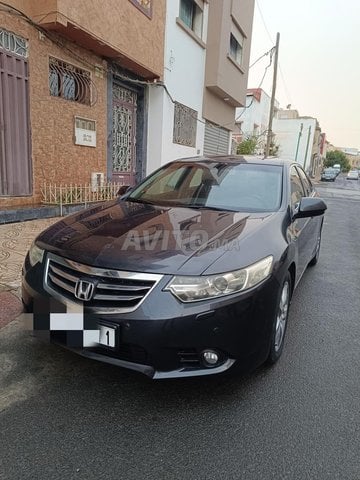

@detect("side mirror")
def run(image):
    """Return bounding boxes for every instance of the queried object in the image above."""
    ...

[117,185,132,196]
[293,197,327,220]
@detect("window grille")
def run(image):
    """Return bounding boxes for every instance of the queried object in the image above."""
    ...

[173,102,197,147]
[0,28,28,57]
[49,57,91,106]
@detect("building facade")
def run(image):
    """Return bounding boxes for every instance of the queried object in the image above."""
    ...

[0,0,166,208]
[203,0,254,155]
[0,0,255,209]
[148,0,255,170]
[273,109,326,178]
[233,88,279,153]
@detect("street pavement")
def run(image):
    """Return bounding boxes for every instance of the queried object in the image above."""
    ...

[0,218,59,328]
[0,177,360,479]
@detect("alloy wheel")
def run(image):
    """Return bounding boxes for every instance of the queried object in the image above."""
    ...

[274,281,290,352]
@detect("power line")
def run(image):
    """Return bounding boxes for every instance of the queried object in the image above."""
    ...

[234,47,274,124]
[249,46,275,69]
[278,64,292,106]
[255,0,274,45]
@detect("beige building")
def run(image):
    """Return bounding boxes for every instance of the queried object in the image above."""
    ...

[203,0,255,153]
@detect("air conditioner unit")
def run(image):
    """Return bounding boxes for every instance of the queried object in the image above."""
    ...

[91,172,104,192]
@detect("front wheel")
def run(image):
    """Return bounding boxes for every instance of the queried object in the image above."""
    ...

[267,273,291,365]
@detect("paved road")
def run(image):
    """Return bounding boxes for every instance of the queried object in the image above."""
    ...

[1,180,360,480]
[318,172,360,199]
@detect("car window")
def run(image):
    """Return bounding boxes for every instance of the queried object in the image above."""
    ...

[189,168,203,188]
[129,162,283,212]
[296,166,313,196]
[133,166,190,197]
[290,166,305,207]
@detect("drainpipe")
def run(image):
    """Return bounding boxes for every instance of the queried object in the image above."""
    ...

[294,123,303,162]
[304,126,312,170]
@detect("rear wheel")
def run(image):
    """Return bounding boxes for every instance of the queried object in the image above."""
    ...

[267,273,291,365]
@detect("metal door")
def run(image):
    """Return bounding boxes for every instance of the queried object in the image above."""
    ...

[0,44,32,196]
[204,121,230,155]
[112,84,137,185]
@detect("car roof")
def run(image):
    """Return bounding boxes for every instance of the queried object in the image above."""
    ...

[173,154,295,167]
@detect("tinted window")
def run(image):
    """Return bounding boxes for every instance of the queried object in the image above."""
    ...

[129,162,283,212]
[290,167,305,207]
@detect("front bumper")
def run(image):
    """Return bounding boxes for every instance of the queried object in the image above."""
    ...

[22,254,280,379]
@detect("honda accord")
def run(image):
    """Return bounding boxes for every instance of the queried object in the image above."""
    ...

[22,156,327,378]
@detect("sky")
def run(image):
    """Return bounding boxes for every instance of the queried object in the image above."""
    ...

[248,0,360,149]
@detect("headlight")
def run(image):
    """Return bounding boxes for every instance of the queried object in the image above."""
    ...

[28,242,45,266]
[165,256,273,302]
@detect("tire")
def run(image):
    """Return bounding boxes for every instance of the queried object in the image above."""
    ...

[308,223,323,267]
[267,273,292,365]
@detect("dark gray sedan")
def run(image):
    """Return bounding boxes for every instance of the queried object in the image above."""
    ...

[22,156,327,379]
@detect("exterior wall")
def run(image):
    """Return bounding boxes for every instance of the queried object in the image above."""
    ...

[273,117,317,173]
[204,0,254,112]
[203,88,236,128]
[277,109,299,120]
[236,89,272,136]
[29,0,166,79]
[347,155,360,168]
[340,148,360,168]
[0,11,107,207]
[233,89,279,153]
[147,0,208,173]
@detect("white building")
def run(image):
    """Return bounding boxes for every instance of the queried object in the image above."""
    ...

[273,117,317,171]
[147,1,208,174]
[233,88,279,153]
[273,111,326,177]
[147,0,255,173]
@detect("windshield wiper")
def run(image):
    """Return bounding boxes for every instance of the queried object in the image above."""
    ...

[187,204,237,212]
[125,197,158,206]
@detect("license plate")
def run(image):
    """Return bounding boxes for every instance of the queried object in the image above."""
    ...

[98,325,116,348]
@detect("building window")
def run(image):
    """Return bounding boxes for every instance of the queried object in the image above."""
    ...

[49,57,91,106]
[173,102,197,147]
[0,28,28,57]
[229,32,243,65]
[129,0,152,18]
[179,0,203,38]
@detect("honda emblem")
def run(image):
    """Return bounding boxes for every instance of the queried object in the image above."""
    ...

[74,280,95,301]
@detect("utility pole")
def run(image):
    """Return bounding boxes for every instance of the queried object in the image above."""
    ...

[265,32,280,158]
[295,123,303,162]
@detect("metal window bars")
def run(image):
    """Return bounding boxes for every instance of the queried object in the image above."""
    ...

[49,57,97,106]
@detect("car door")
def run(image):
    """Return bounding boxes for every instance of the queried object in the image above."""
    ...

[296,166,321,261]
[289,166,312,281]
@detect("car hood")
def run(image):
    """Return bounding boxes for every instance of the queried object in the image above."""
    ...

[36,200,275,275]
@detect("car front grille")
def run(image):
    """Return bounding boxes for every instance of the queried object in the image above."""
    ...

[44,252,163,313]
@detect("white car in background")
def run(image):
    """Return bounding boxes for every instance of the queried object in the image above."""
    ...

[346,170,359,180]
[333,164,341,175]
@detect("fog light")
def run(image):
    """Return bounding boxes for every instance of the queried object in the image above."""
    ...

[202,350,219,366]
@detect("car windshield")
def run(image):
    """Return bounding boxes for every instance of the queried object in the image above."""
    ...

[127,162,283,212]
